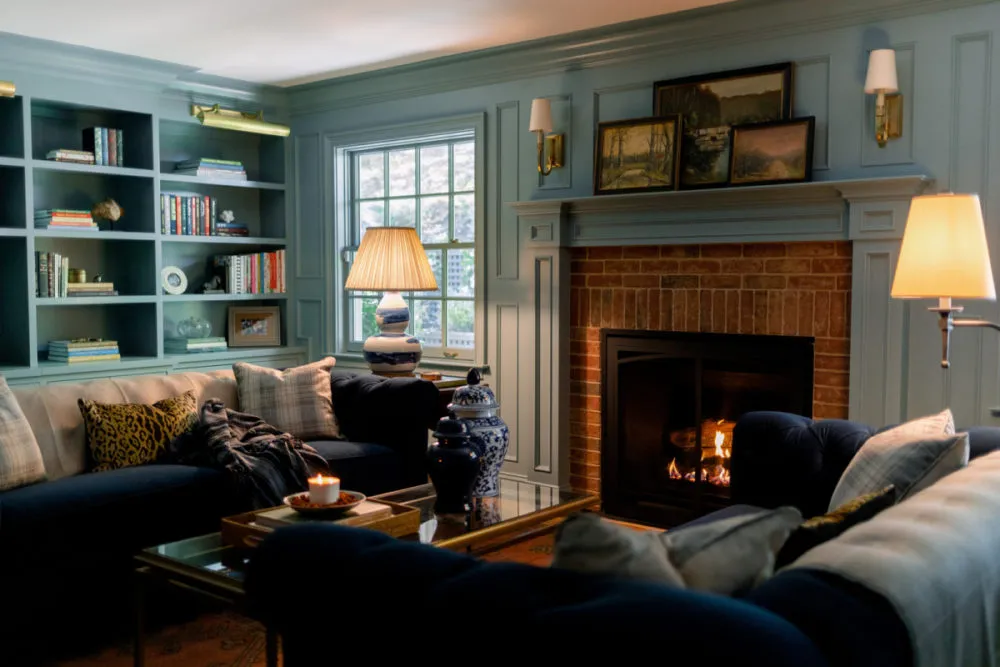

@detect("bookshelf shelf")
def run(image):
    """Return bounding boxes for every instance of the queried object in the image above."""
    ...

[159,174,285,191]
[0,156,25,168]
[33,230,155,241]
[0,228,27,238]
[37,356,163,375]
[164,346,306,364]
[36,296,158,306]
[32,160,155,179]
[165,293,289,302]
[160,235,287,245]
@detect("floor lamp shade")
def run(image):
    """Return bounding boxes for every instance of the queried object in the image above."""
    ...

[891,193,996,300]
[345,227,439,374]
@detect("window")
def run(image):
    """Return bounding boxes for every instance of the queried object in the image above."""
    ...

[345,134,476,361]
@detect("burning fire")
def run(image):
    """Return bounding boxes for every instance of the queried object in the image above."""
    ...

[667,419,732,487]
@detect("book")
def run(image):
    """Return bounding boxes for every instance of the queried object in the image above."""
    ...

[253,501,393,530]
[49,348,120,357]
[176,158,245,170]
[101,128,109,165]
[49,340,119,350]
[46,149,95,163]
[48,354,122,364]
[107,130,117,167]
[115,129,123,166]
[66,283,115,291]
[65,291,118,297]
[172,167,248,180]
[35,224,99,231]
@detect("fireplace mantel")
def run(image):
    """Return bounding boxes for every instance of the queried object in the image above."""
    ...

[509,175,933,247]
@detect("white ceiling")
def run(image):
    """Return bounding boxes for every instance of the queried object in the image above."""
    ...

[0,0,734,86]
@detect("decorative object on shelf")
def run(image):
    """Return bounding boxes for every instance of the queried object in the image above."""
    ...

[529,98,565,175]
[654,62,793,189]
[344,226,439,375]
[728,117,815,187]
[0,80,14,98]
[164,337,227,354]
[34,209,97,231]
[48,339,120,364]
[891,193,997,369]
[161,266,188,295]
[93,273,104,282]
[865,49,902,148]
[594,116,682,195]
[91,198,123,227]
[448,368,510,498]
[68,269,86,284]
[228,306,282,347]
[307,474,341,505]
[176,316,213,339]
[82,126,123,167]
[173,158,247,180]
[46,149,94,165]
[427,417,482,513]
[191,103,290,137]
[220,210,236,223]
[202,276,225,294]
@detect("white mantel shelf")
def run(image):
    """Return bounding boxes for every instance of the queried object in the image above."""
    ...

[509,175,933,247]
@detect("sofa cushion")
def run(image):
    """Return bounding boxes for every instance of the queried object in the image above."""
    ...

[0,376,45,491]
[13,370,237,480]
[235,358,340,440]
[308,440,405,496]
[0,464,232,560]
[79,391,199,471]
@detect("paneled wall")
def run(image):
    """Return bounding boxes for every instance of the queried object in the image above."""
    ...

[288,0,1000,488]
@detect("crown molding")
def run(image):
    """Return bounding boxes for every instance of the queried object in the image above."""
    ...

[289,0,994,115]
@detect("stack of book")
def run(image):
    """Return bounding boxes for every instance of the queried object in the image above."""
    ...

[212,250,286,295]
[48,340,121,364]
[215,222,249,237]
[45,149,95,165]
[66,282,118,298]
[174,158,247,181]
[160,192,217,235]
[34,209,98,231]
[34,252,70,298]
[164,337,228,354]
[82,127,124,167]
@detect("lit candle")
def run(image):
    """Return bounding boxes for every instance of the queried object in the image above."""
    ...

[308,474,340,505]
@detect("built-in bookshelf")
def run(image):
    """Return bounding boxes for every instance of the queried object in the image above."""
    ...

[0,95,303,385]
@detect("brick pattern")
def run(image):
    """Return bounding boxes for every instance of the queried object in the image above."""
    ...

[568,241,852,495]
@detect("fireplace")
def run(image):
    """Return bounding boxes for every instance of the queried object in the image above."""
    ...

[601,329,814,526]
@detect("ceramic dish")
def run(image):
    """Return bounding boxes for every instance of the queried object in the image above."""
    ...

[283,490,366,517]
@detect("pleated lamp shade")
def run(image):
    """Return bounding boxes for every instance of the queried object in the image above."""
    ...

[892,193,996,300]
[345,226,439,292]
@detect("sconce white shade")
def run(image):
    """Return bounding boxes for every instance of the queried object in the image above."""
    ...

[529,98,554,133]
[892,193,996,300]
[865,49,899,94]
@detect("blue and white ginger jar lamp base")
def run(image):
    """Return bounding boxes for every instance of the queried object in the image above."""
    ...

[449,368,510,497]
[364,290,423,374]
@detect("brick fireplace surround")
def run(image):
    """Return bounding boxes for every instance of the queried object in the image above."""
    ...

[568,241,852,494]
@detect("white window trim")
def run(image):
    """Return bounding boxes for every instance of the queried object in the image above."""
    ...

[324,113,487,369]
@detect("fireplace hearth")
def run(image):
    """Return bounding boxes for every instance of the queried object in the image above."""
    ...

[601,329,814,526]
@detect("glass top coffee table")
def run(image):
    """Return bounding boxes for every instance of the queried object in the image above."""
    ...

[133,479,598,665]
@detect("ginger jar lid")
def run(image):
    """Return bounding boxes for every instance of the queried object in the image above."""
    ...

[448,368,498,412]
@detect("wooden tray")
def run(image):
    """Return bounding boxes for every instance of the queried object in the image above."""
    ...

[221,498,421,550]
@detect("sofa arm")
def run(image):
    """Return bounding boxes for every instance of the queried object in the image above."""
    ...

[731,412,875,517]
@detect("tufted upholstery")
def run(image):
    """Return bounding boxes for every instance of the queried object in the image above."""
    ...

[731,411,1000,518]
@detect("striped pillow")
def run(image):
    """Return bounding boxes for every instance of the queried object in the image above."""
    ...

[234,358,340,440]
[0,376,46,490]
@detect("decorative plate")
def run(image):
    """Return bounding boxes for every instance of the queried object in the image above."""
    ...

[283,490,366,517]
[161,266,188,295]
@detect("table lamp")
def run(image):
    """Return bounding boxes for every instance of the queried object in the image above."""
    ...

[345,226,439,375]
[891,193,997,368]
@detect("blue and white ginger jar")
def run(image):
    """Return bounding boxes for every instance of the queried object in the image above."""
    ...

[449,368,510,497]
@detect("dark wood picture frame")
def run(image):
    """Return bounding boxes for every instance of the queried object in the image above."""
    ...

[653,62,794,190]
[728,117,815,187]
[228,306,282,347]
[593,115,683,195]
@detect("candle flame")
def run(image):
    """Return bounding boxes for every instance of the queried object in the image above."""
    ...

[309,474,339,485]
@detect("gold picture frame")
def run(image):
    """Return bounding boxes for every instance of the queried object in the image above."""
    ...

[228,306,281,347]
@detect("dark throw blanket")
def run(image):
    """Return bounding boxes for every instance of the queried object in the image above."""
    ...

[168,399,330,509]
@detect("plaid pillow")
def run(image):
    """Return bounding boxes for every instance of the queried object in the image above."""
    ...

[829,409,964,510]
[234,358,340,440]
[0,376,46,490]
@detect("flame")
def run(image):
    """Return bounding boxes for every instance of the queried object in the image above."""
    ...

[668,459,681,480]
[666,420,732,487]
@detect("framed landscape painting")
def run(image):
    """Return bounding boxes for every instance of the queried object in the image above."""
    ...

[653,62,793,189]
[594,115,682,195]
[729,117,815,186]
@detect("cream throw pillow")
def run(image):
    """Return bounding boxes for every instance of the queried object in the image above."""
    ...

[233,358,340,440]
[0,376,46,490]
[828,409,964,510]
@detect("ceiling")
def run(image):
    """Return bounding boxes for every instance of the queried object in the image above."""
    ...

[0,0,734,86]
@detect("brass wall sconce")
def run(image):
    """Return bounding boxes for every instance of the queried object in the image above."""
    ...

[865,49,903,148]
[0,80,16,98]
[190,104,290,137]
[529,98,565,175]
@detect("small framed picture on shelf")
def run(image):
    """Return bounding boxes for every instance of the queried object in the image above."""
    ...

[728,117,815,187]
[594,115,682,195]
[228,306,281,347]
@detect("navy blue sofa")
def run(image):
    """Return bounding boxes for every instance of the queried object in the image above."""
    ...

[245,412,1000,666]
[0,369,440,658]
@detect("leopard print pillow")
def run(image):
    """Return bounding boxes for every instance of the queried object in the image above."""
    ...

[78,391,198,472]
